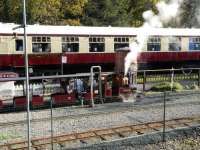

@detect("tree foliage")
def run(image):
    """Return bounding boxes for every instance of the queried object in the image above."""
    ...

[179,0,200,28]
[82,0,160,27]
[128,0,160,27]
[82,0,130,26]
[0,0,87,25]
[0,0,23,23]
[0,0,196,27]
[27,0,61,25]
[60,0,88,25]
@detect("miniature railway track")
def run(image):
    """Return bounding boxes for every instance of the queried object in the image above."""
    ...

[0,116,200,150]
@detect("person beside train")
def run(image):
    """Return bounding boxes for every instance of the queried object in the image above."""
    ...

[75,79,84,94]
[74,78,85,100]
[66,79,74,94]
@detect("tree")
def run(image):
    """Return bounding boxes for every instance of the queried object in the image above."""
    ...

[128,0,160,27]
[0,0,88,25]
[81,0,160,27]
[60,0,88,25]
[27,0,62,25]
[179,0,200,28]
[82,0,130,26]
[0,0,22,23]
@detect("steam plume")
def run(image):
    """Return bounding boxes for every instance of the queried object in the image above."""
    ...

[124,0,183,75]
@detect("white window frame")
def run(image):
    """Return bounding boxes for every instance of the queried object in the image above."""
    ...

[189,37,200,51]
[168,37,181,51]
[62,36,79,52]
[89,37,105,52]
[147,36,161,51]
[32,36,51,53]
[114,37,129,51]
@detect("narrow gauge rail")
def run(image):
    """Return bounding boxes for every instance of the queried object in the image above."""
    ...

[0,116,199,150]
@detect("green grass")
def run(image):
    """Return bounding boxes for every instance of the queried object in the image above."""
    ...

[144,91,163,95]
[0,133,21,140]
[150,82,184,92]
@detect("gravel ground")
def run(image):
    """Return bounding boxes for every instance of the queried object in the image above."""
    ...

[144,137,200,150]
[73,136,200,150]
[118,136,200,150]
[0,91,200,146]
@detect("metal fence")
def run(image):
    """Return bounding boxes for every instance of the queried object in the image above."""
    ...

[137,68,200,91]
[0,68,200,149]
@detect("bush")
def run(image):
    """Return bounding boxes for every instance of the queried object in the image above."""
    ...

[150,82,184,92]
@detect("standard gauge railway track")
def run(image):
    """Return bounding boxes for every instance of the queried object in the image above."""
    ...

[0,116,200,150]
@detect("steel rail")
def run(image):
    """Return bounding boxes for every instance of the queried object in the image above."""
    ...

[0,116,199,150]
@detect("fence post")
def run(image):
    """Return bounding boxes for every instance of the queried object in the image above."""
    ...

[90,66,102,107]
[50,98,53,150]
[198,69,200,87]
[171,68,174,91]
[143,71,146,92]
[163,91,166,143]
[98,68,103,104]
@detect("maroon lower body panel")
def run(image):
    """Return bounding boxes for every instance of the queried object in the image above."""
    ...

[13,96,27,108]
[0,51,200,69]
[31,95,44,107]
[0,53,115,67]
[138,51,200,63]
[51,93,76,105]
[63,53,115,64]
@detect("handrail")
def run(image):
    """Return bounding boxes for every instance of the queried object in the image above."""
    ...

[137,67,200,73]
[0,72,114,82]
[90,66,102,107]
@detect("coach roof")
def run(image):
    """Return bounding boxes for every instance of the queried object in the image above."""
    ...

[0,22,200,36]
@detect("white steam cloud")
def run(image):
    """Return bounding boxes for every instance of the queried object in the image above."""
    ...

[124,0,183,75]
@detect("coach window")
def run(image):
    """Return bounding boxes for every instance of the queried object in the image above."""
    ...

[114,37,129,51]
[169,37,181,51]
[62,36,79,52]
[15,39,23,51]
[32,36,51,52]
[189,37,200,51]
[89,37,105,52]
[147,37,161,51]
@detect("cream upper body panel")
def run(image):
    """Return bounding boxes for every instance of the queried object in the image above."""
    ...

[0,36,13,54]
[0,23,200,54]
[79,37,89,53]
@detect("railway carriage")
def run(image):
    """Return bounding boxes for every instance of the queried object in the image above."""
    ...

[0,23,200,76]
